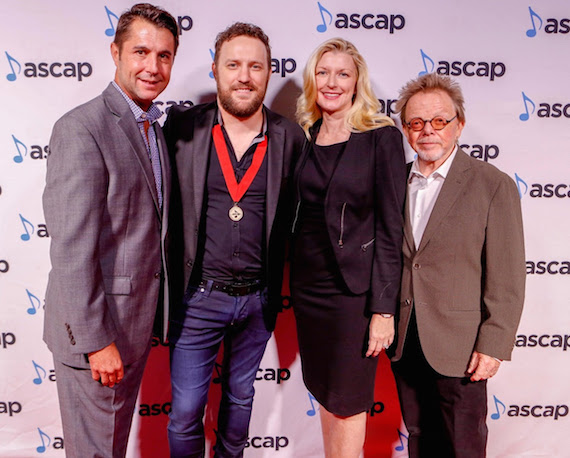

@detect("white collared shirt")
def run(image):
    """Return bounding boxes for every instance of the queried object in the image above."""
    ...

[408,146,458,249]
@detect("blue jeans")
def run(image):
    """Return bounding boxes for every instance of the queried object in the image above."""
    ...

[168,281,272,458]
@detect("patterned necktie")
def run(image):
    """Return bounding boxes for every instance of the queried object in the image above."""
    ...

[137,106,163,208]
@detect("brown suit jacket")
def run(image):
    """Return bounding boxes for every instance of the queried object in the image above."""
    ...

[392,149,525,377]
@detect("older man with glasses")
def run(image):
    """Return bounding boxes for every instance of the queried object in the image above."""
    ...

[390,73,526,458]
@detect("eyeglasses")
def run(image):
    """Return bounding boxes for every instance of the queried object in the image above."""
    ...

[404,115,458,131]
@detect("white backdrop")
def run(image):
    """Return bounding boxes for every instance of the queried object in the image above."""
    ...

[1,1,569,456]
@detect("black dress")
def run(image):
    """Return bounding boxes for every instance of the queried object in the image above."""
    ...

[291,141,378,416]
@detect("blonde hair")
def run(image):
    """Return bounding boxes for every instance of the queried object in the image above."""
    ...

[296,38,393,139]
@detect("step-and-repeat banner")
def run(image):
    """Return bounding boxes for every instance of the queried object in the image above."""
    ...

[1,1,568,456]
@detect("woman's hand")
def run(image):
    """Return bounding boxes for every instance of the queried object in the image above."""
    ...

[366,313,394,357]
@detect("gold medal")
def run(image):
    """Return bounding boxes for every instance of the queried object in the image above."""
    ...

[229,205,244,221]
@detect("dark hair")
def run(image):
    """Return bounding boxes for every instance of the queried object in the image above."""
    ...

[214,22,271,67]
[113,3,179,54]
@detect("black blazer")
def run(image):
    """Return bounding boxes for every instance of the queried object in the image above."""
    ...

[164,102,304,330]
[292,121,407,314]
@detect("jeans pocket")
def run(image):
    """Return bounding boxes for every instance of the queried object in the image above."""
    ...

[184,285,209,307]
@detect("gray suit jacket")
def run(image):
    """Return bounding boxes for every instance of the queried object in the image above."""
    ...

[392,149,525,377]
[43,83,171,368]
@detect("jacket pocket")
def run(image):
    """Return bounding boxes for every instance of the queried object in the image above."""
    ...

[103,276,131,295]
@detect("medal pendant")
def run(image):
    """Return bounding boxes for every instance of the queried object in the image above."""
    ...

[229,205,244,221]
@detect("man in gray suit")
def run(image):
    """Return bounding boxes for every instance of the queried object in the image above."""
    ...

[42,4,178,456]
[391,73,525,457]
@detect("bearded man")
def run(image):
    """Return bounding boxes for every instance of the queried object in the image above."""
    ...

[163,22,304,458]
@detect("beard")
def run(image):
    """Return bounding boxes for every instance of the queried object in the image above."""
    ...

[217,82,267,118]
[416,147,447,164]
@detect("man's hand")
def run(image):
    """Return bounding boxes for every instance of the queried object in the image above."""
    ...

[366,314,395,357]
[467,350,500,382]
[88,342,124,387]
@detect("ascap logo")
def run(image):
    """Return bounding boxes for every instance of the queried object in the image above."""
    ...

[139,402,171,416]
[0,332,15,349]
[306,392,319,416]
[526,260,570,275]
[490,395,568,421]
[526,6,570,38]
[520,91,570,120]
[11,135,49,163]
[154,99,194,115]
[516,334,570,351]
[0,401,22,416]
[519,92,535,121]
[5,52,92,82]
[24,289,43,316]
[514,174,570,199]
[32,361,56,384]
[314,2,405,34]
[378,98,398,117]
[459,143,499,162]
[419,49,505,81]
[368,401,385,417]
[18,214,49,241]
[256,367,290,384]
[245,435,289,450]
[36,428,64,453]
[515,174,527,198]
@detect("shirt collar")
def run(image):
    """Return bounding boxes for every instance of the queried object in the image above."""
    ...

[111,81,162,124]
[409,145,458,181]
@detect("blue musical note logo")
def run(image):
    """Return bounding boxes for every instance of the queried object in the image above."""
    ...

[36,428,51,453]
[26,289,41,315]
[19,214,34,241]
[306,392,319,416]
[104,6,119,37]
[209,49,215,79]
[5,51,21,82]
[514,173,528,199]
[526,7,543,38]
[519,91,535,121]
[490,395,506,420]
[395,428,408,452]
[418,49,435,76]
[12,134,27,163]
[316,2,333,33]
[32,360,47,385]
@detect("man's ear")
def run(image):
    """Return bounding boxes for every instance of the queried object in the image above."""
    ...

[110,42,120,67]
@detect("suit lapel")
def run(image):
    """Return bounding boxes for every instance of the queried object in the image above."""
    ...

[403,186,415,254]
[416,149,472,254]
[265,109,284,250]
[104,84,161,214]
[156,126,170,223]
[190,106,216,223]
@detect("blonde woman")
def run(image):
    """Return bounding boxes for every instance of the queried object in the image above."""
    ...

[291,38,406,457]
